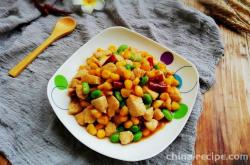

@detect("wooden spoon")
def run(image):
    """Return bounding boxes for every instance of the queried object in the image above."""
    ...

[8,17,77,77]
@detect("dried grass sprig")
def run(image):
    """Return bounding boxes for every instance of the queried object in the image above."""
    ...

[199,0,250,33]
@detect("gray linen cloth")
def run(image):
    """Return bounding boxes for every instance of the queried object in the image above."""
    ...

[0,0,224,164]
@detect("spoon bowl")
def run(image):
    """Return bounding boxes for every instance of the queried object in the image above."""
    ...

[8,17,77,77]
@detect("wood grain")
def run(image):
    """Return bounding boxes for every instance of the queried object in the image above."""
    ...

[184,0,250,165]
[0,1,249,165]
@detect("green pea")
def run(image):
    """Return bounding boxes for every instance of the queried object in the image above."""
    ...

[162,109,173,121]
[82,82,90,94]
[130,125,140,133]
[117,44,128,54]
[125,64,134,70]
[154,64,160,70]
[133,131,142,142]
[90,89,102,99]
[140,76,149,86]
[110,133,120,143]
[116,125,125,132]
[114,91,123,102]
[143,94,152,105]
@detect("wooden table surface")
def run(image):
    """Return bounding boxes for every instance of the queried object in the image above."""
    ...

[1,0,249,165]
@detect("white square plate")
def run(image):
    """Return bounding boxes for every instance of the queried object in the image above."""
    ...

[47,27,199,161]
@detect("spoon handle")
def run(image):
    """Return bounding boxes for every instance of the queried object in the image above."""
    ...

[8,35,55,77]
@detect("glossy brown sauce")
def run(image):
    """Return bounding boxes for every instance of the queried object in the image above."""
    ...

[141,120,169,141]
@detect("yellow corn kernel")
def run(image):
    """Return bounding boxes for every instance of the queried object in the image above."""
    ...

[79,65,87,70]
[123,70,132,79]
[131,117,140,125]
[171,101,180,111]
[171,78,179,86]
[86,124,97,136]
[118,115,128,123]
[135,85,143,97]
[133,77,140,85]
[164,77,172,85]
[98,82,112,91]
[95,68,101,76]
[110,73,120,81]
[97,129,106,139]
[153,100,164,109]
[158,62,166,70]
[95,123,104,130]
[97,48,104,52]
[142,128,151,137]
[121,88,131,98]
[153,108,164,120]
[124,79,133,90]
[160,92,170,101]
[90,109,102,119]
[120,106,129,116]
[124,120,133,129]
[97,115,109,125]
[133,62,141,68]
[116,61,126,67]
[146,70,156,78]
[122,50,131,59]
[101,70,111,79]
[108,44,117,53]
[164,98,172,110]
[89,62,98,69]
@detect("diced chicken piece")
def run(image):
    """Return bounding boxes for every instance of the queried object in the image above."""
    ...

[115,54,124,61]
[105,122,116,137]
[143,107,154,121]
[74,70,88,79]
[126,95,146,117]
[70,78,81,88]
[133,68,146,77]
[75,106,96,125]
[75,111,85,125]
[98,56,109,66]
[76,85,86,99]
[143,86,159,100]
[91,96,108,113]
[153,109,164,120]
[102,63,117,72]
[81,74,101,85]
[68,100,82,115]
[119,131,134,145]
[144,119,158,131]
[107,96,119,117]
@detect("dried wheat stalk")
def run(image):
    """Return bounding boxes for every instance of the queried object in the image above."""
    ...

[199,0,250,33]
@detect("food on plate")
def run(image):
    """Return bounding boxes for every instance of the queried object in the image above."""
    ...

[67,44,182,144]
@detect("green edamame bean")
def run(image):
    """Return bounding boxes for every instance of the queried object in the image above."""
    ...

[130,125,140,133]
[117,44,128,54]
[82,82,90,94]
[90,89,102,99]
[143,94,152,105]
[114,91,123,102]
[125,64,134,70]
[133,131,142,142]
[116,125,125,132]
[140,76,149,86]
[110,133,120,143]
[154,64,160,70]
[162,109,173,121]
[120,100,125,107]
